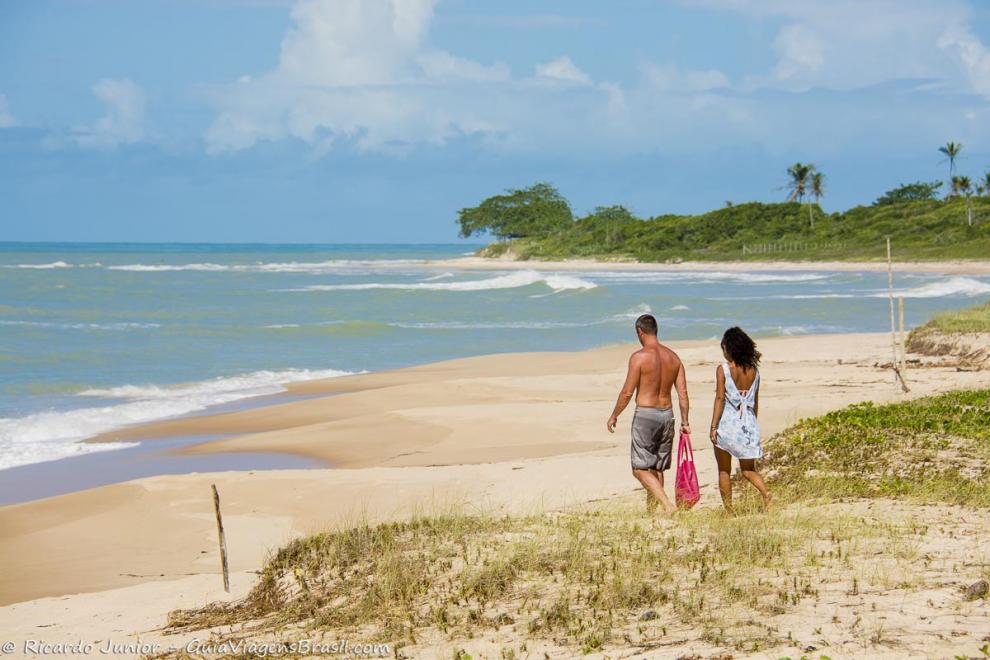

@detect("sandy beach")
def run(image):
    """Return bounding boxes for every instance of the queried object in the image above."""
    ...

[1,331,988,657]
[429,256,990,275]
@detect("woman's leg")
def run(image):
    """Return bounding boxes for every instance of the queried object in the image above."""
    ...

[739,458,772,509]
[713,446,734,512]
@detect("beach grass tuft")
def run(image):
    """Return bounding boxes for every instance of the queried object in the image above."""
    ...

[910,299,990,336]
[763,388,990,506]
[164,502,917,654]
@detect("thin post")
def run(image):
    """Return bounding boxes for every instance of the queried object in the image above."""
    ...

[899,296,907,373]
[886,238,909,392]
[211,483,230,592]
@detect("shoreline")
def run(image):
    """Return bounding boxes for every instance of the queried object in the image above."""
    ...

[426,256,990,274]
[4,332,989,606]
[0,432,324,506]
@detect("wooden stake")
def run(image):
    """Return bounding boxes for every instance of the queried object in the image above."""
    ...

[886,238,909,393]
[898,296,907,374]
[211,483,230,593]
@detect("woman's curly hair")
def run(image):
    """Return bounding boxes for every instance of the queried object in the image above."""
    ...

[721,326,761,369]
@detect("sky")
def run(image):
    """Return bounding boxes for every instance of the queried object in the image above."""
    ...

[2,0,990,243]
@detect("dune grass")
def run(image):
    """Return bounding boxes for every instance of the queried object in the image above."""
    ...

[910,299,990,336]
[764,389,990,506]
[166,500,910,655]
[163,389,990,655]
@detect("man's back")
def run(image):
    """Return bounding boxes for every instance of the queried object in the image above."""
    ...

[606,314,691,516]
[634,343,682,408]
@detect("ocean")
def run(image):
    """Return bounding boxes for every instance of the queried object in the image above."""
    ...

[2,242,989,473]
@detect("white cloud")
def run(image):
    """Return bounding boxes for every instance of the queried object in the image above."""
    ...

[200,0,990,160]
[72,78,147,148]
[772,24,824,83]
[417,51,510,82]
[441,14,603,30]
[534,56,591,86]
[206,0,510,153]
[206,1,728,156]
[0,95,17,128]
[686,0,973,92]
[938,24,990,98]
[639,62,729,92]
[277,0,434,87]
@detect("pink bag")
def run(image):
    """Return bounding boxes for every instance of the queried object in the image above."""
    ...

[675,430,700,509]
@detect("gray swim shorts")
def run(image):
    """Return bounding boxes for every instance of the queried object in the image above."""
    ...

[630,406,675,471]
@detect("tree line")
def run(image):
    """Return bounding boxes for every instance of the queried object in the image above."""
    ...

[458,142,987,240]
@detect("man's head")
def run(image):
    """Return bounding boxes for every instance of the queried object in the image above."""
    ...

[635,314,658,344]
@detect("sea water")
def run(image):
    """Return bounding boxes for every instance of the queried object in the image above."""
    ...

[2,242,989,471]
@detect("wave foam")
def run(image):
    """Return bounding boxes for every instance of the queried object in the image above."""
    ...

[2,261,72,269]
[0,320,160,331]
[585,271,833,284]
[281,270,598,293]
[749,276,990,300]
[0,367,355,471]
[888,277,990,299]
[106,259,430,273]
[108,263,229,272]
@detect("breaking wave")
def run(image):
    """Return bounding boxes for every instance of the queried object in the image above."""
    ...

[0,367,356,471]
[279,270,598,293]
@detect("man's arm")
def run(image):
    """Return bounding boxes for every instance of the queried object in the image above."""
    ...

[607,354,640,433]
[675,359,690,433]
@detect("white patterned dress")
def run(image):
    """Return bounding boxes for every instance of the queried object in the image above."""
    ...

[715,363,762,459]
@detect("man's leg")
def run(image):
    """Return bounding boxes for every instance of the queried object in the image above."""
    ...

[645,469,664,512]
[633,468,675,515]
[651,468,665,488]
[714,446,734,513]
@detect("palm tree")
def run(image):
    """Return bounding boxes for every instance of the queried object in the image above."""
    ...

[952,175,974,227]
[951,175,972,197]
[980,171,990,196]
[809,171,825,228]
[939,142,963,180]
[787,163,818,229]
[786,163,813,203]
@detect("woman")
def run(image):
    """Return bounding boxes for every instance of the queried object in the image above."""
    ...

[708,327,772,512]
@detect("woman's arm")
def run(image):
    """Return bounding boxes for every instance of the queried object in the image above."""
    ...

[754,382,759,418]
[709,366,725,444]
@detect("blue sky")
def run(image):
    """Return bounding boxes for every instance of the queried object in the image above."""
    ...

[3,0,990,242]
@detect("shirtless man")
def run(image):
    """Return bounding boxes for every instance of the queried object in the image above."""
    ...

[606,314,690,515]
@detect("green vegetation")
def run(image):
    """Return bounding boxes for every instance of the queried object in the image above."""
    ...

[874,181,943,206]
[163,389,989,655]
[909,299,990,335]
[166,500,914,654]
[457,182,573,241]
[460,184,990,262]
[764,389,990,506]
